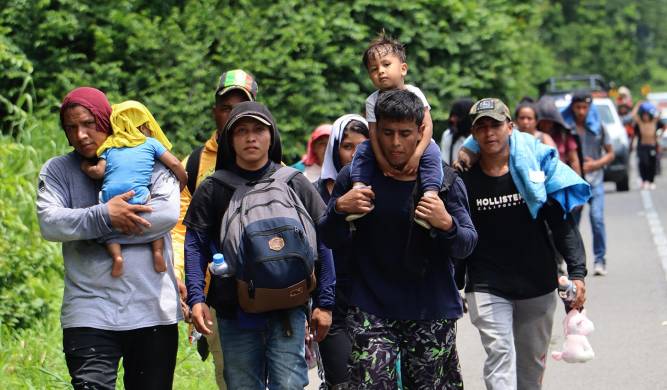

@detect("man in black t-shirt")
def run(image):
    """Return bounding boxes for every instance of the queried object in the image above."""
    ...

[459,98,587,390]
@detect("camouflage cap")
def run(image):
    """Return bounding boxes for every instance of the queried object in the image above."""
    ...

[469,98,511,126]
[215,69,258,101]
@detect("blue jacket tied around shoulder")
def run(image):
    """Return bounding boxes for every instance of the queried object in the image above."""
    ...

[463,130,591,218]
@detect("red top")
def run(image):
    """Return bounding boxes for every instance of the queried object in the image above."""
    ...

[551,131,578,162]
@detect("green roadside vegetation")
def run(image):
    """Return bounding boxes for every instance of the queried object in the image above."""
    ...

[0,292,217,389]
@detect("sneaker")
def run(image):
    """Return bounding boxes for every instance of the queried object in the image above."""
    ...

[345,205,374,222]
[414,217,432,229]
[346,183,373,222]
[414,191,438,229]
[593,263,607,276]
[345,212,366,222]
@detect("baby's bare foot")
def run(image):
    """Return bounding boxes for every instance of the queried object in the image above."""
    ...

[153,250,167,273]
[111,257,124,278]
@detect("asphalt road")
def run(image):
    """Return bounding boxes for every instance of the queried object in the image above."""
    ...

[458,162,667,390]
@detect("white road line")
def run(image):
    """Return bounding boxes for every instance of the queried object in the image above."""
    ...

[641,189,667,282]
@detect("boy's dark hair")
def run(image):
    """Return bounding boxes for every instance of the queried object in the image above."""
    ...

[571,91,592,105]
[638,107,655,121]
[362,30,406,69]
[343,119,369,140]
[375,89,424,127]
[515,102,537,119]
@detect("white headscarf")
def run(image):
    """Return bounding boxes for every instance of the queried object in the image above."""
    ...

[320,114,368,182]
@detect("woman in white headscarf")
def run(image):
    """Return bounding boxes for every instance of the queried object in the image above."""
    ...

[318,115,369,195]
[315,114,369,388]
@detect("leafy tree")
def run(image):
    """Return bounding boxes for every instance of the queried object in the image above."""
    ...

[0,30,34,137]
[0,137,64,329]
[539,0,667,93]
[1,0,555,157]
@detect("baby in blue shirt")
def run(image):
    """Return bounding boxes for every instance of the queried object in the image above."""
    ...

[349,32,443,229]
[82,101,187,277]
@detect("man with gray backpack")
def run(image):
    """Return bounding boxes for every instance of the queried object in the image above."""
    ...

[184,101,334,388]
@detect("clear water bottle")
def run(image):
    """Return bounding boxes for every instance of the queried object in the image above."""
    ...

[557,276,577,304]
[209,253,231,277]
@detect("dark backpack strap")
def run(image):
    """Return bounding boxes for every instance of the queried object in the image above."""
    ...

[441,163,459,195]
[439,163,467,289]
[407,162,459,218]
[402,162,458,278]
[208,169,247,258]
[209,169,248,191]
[186,146,204,194]
[205,170,244,317]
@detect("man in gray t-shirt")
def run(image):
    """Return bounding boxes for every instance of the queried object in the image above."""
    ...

[562,91,614,276]
[36,87,182,389]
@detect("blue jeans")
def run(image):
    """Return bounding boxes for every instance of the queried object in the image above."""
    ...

[573,182,606,264]
[218,308,308,389]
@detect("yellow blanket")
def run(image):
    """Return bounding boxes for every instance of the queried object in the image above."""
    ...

[97,100,172,156]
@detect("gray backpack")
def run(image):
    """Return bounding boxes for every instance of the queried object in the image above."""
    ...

[212,167,317,313]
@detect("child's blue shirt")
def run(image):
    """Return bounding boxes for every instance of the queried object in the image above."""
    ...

[100,137,166,204]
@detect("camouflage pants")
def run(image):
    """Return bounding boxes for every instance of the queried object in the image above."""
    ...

[347,307,464,389]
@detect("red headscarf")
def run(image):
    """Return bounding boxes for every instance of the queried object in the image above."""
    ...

[302,124,332,166]
[59,87,112,134]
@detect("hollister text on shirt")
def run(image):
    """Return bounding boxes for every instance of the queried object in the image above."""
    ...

[474,192,525,211]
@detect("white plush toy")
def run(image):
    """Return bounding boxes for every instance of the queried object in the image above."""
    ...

[552,309,595,363]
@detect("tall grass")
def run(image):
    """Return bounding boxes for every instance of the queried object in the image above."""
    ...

[0,300,218,389]
[0,113,66,329]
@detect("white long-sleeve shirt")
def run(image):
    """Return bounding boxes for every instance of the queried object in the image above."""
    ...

[440,129,466,165]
